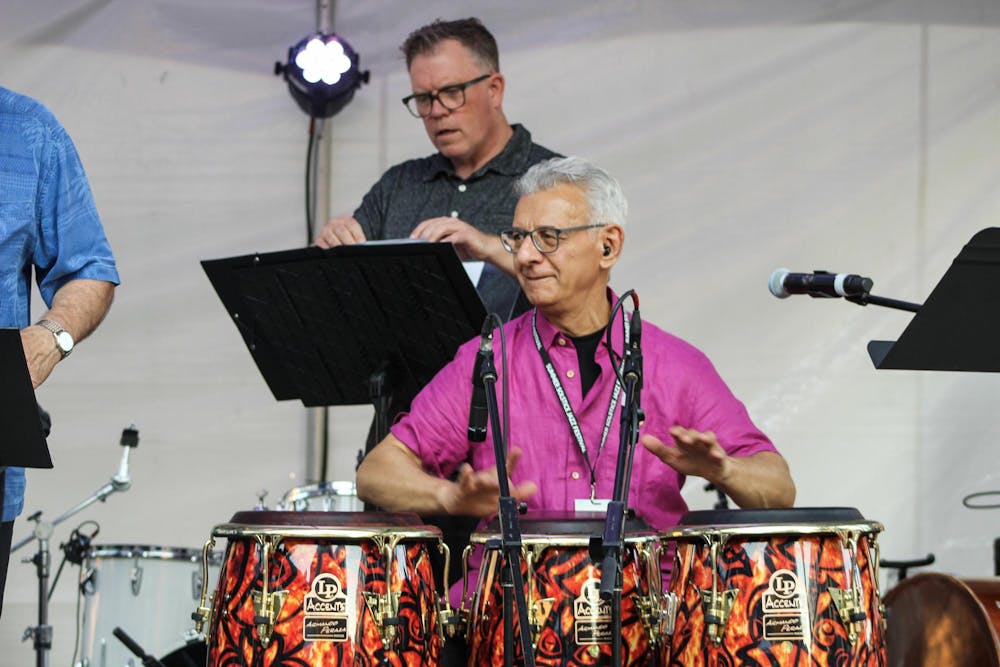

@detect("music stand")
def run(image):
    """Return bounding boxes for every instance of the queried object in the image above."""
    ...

[0,328,53,468]
[201,242,487,416]
[868,228,1000,372]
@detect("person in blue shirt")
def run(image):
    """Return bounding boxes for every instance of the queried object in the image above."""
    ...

[0,86,120,614]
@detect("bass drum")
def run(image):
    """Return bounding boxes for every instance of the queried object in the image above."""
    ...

[78,544,220,667]
[884,573,1000,666]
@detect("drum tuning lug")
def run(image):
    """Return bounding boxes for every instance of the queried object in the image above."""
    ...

[828,586,864,645]
[658,591,679,638]
[697,586,737,645]
[254,489,269,510]
[252,589,289,647]
[363,591,401,646]
[529,597,555,649]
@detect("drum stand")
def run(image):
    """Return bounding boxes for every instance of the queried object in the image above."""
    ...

[12,426,138,667]
[478,321,537,667]
[595,291,644,667]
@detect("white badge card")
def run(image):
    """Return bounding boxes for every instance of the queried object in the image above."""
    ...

[575,497,610,513]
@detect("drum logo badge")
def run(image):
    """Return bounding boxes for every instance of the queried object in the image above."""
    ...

[761,569,807,641]
[574,577,613,645]
[303,573,349,641]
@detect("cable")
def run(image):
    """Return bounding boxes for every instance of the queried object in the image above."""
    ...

[305,117,315,241]
[604,289,636,384]
[963,490,1000,509]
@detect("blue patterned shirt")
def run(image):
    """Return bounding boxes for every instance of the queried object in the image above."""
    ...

[0,86,120,522]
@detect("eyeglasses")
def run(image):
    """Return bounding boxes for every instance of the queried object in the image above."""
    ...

[499,224,607,254]
[401,73,491,118]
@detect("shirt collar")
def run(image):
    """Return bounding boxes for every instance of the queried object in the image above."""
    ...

[423,123,533,182]
[532,288,625,353]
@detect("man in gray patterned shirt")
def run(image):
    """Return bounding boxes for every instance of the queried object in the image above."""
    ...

[314,17,559,320]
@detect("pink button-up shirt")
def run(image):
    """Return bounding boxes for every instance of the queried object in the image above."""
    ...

[391,300,777,604]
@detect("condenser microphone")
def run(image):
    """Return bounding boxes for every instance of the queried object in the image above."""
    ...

[769,268,873,299]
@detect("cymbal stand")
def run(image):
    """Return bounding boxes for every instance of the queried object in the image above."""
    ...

[12,425,138,667]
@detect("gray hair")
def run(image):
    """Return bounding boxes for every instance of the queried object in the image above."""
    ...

[514,156,628,226]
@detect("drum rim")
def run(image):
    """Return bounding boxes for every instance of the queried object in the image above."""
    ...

[211,523,443,541]
[469,531,659,546]
[86,544,203,560]
[664,520,884,539]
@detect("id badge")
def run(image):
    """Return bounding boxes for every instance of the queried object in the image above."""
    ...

[575,497,610,513]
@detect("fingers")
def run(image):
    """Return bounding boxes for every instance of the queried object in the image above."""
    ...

[410,216,461,242]
[313,216,366,248]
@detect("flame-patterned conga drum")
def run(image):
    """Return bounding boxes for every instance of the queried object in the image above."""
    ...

[660,507,885,666]
[461,513,662,666]
[194,511,453,666]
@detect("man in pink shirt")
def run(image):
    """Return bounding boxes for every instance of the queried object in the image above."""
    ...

[356,156,795,612]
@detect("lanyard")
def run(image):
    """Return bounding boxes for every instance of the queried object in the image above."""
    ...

[531,309,627,498]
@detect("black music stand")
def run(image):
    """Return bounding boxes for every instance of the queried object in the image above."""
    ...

[0,329,53,468]
[201,242,486,419]
[868,228,1000,372]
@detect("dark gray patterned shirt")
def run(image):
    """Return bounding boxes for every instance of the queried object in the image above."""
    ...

[354,124,559,320]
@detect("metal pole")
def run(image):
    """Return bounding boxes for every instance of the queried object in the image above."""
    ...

[303,0,337,485]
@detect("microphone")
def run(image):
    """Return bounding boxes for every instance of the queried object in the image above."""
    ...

[467,319,493,442]
[626,292,643,388]
[769,268,873,299]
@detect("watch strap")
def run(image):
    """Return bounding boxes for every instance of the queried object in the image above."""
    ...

[37,319,73,358]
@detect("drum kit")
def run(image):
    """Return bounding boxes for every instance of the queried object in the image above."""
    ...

[16,478,1000,666]
[13,439,999,667]
[68,501,904,667]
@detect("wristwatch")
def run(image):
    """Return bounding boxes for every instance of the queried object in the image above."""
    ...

[37,319,74,358]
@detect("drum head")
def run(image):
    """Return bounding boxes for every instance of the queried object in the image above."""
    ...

[226,510,426,527]
[679,506,865,525]
[885,572,1000,666]
[480,510,652,536]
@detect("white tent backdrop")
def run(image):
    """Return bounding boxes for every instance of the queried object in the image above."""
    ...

[2,0,1000,663]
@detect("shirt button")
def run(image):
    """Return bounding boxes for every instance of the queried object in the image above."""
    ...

[571,471,580,480]
[566,369,575,379]
[450,210,459,218]
[557,338,566,346]
[458,184,467,192]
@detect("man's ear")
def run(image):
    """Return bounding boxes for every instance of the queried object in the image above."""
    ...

[489,72,505,109]
[599,224,624,267]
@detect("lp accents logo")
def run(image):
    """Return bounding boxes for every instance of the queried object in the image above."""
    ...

[761,569,807,641]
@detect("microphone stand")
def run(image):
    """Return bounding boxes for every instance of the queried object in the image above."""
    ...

[845,292,921,313]
[13,425,138,667]
[478,325,536,667]
[597,293,643,667]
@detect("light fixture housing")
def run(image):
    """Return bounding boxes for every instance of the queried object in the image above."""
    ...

[276,33,369,118]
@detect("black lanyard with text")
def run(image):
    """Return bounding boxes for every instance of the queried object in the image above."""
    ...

[531,309,627,499]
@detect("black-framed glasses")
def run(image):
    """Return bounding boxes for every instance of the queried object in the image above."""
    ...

[401,73,491,118]
[499,224,607,254]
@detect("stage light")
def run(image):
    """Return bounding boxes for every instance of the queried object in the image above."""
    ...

[276,33,369,119]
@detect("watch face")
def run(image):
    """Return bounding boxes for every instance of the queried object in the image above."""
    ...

[54,330,74,353]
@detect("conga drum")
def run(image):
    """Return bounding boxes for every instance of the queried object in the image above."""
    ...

[194,511,452,666]
[884,572,1000,666]
[461,513,662,666]
[661,507,885,666]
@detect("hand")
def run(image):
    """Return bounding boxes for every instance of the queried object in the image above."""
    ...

[313,215,366,248]
[410,217,500,261]
[439,447,538,518]
[641,426,733,484]
[21,325,60,389]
